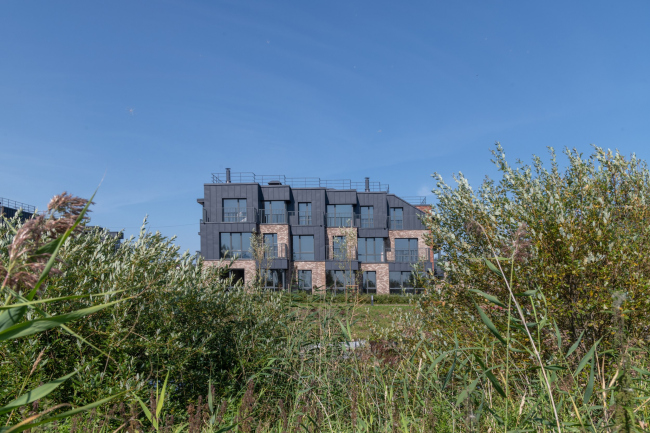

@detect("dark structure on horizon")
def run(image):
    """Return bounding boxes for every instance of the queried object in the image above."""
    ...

[198,169,437,294]
[0,197,35,222]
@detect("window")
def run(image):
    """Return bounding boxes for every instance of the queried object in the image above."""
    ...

[332,236,346,259]
[220,232,252,259]
[292,235,314,260]
[326,270,355,292]
[264,233,278,258]
[261,270,284,290]
[298,202,312,225]
[360,206,373,228]
[326,204,354,227]
[294,270,312,292]
[262,201,286,223]
[394,238,419,262]
[223,199,247,222]
[389,207,403,229]
[225,269,245,288]
[389,271,424,294]
[358,238,385,262]
[362,271,376,293]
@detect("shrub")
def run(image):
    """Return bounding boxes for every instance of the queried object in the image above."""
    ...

[422,144,650,347]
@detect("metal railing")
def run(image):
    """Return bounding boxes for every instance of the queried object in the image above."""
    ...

[387,215,426,230]
[360,216,374,228]
[0,197,36,214]
[402,196,427,206]
[325,213,359,228]
[325,245,358,261]
[263,243,288,259]
[384,247,430,263]
[259,209,288,224]
[288,211,316,225]
[292,251,315,261]
[358,250,386,262]
[220,249,253,260]
[219,207,258,223]
[211,172,390,192]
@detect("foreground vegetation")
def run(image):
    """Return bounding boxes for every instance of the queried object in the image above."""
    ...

[1,145,650,432]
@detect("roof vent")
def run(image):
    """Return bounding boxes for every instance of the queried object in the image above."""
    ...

[268,180,282,186]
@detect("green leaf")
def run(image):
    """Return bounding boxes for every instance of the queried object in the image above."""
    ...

[474,355,506,398]
[8,392,127,433]
[515,290,537,297]
[135,395,157,430]
[475,303,506,345]
[553,320,562,353]
[0,372,76,416]
[575,339,600,376]
[0,289,128,310]
[483,258,501,275]
[584,360,595,404]
[0,300,121,341]
[156,371,170,420]
[469,289,506,308]
[566,331,584,357]
[456,377,480,405]
[0,308,26,333]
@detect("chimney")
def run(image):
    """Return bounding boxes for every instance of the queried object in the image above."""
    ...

[226,168,231,183]
[365,177,370,192]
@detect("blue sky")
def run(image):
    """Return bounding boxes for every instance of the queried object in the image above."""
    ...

[2,1,649,253]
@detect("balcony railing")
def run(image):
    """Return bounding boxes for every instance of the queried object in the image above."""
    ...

[385,247,430,263]
[220,249,253,260]
[325,213,359,228]
[325,245,358,261]
[288,210,316,225]
[387,215,426,230]
[219,207,258,223]
[293,251,315,261]
[259,209,288,224]
[263,243,288,259]
[360,217,374,228]
[358,250,386,262]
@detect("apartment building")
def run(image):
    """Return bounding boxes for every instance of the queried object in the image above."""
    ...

[0,197,35,222]
[198,170,433,294]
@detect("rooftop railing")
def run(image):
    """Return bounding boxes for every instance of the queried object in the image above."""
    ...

[211,172,390,192]
[402,196,428,206]
[0,197,36,214]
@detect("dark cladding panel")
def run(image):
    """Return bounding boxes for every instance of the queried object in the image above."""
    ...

[358,192,388,229]
[387,195,426,230]
[261,186,291,201]
[326,190,357,205]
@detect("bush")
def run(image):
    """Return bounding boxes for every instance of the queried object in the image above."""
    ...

[422,144,650,347]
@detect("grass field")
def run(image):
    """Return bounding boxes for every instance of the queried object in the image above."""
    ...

[297,303,415,340]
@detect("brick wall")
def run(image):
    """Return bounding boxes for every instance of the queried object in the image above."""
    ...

[387,229,429,262]
[204,259,257,287]
[291,261,326,292]
[360,263,390,294]
[259,224,290,258]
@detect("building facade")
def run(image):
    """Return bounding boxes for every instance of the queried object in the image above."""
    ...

[0,197,35,222]
[198,170,433,294]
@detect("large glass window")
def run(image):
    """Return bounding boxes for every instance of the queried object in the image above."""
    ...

[220,232,252,259]
[389,271,423,294]
[263,233,278,258]
[223,199,247,222]
[261,270,284,290]
[362,271,376,293]
[358,238,385,262]
[326,204,354,227]
[224,269,245,288]
[360,206,373,228]
[326,270,355,292]
[394,238,419,262]
[292,235,314,261]
[298,202,312,225]
[294,270,312,292]
[332,236,346,259]
[389,207,403,229]
[262,201,286,224]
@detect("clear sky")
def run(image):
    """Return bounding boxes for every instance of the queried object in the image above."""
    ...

[2,1,649,253]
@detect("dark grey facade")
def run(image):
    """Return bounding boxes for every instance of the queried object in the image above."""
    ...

[198,171,432,294]
[0,197,35,222]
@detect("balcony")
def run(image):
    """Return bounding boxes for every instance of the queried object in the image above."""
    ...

[325,213,360,228]
[358,250,386,263]
[360,216,374,228]
[387,215,426,230]
[218,207,258,223]
[288,211,320,226]
[325,245,358,261]
[263,243,288,259]
[259,209,288,224]
[385,247,430,263]
[220,249,253,260]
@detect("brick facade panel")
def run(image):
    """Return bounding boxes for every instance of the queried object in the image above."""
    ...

[360,263,390,295]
